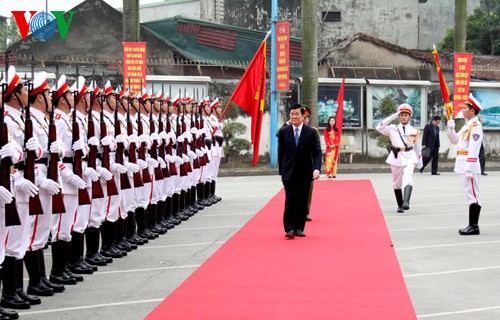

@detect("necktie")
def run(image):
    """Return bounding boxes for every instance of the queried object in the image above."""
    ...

[402,126,406,134]
[294,127,299,146]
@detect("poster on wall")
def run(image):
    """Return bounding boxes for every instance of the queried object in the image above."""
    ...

[317,86,361,128]
[369,86,424,128]
[470,88,500,129]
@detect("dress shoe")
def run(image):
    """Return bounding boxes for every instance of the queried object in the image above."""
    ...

[64,268,84,282]
[285,230,295,239]
[295,230,306,237]
[459,224,480,235]
[100,246,124,259]
[27,282,54,296]
[397,206,404,213]
[41,277,65,293]
[49,272,77,285]
[431,172,440,175]
[80,260,98,272]
[0,306,18,319]
[68,261,94,274]
[481,172,488,176]
[0,313,10,320]
[305,215,312,221]
[96,252,113,264]
[85,253,108,266]
[15,289,40,305]
[0,294,30,310]
[419,168,424,173]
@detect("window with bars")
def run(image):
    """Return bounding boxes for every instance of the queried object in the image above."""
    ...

[322,11,341,22]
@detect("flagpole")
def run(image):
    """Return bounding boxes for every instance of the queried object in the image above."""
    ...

[269,0,278,168]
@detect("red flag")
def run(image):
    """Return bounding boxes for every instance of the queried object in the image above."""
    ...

[220,40,267,166]
[333,78,345,163]
[432,45,454,120]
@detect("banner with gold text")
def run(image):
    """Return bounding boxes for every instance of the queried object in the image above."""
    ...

[123,42,147,94]
[276,22,290,92]
[453,52,472,115]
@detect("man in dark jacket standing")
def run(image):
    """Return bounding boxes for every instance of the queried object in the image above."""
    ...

[420,115,442,175]
[278,104,322,239]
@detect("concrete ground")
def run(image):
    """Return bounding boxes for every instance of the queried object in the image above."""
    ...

[16,169,500,319]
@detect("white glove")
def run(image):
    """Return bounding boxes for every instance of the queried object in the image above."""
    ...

[126,162,140,174]
[174,156,183,166]
[186,132,193,143]
[159,131,168,141]
[165,154,174,163]
[101,135,114,146]
[72,139,85,151]
[111,163,127,174]
[147,157,159,168]
[59,164,87,189]
[128,134,139,144]
[97,167,113,181]
[196,149,204,157]
[150,132,160,143]
[49,140,64,156]
[216,123,222,130]
[25,136,40,152]
[39,179,62,195]
[195,131,201,139]
[188,150,197,160]
[0,142,19,159]
[13,171,39,197]
[70,175,86,189]
[139,134,152,149]
[87,136,100,146]
[190,127,197,134]
[115,134,130,149]
[177,134,185,143]
[158,157,167,169]
[182,154,190,162]
[83,167,100,182]
[447,120,455,129]
[465,171,473,178]
[136,159,148,170]
[0,186,14,204]
[167,132,176,141]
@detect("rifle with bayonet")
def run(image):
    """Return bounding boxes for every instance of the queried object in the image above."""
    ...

[87,89,104,199]
[72,91,91,205]
[150,100,164,181]
[137,94,151,184]
[100,86,118,196]
[114,90,131,190]
[48,91,66,214]
[126,92,143,188]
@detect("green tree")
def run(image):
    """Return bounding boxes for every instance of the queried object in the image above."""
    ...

[369,97,397,152]
[439,0,500,55]
[0,16,21,52]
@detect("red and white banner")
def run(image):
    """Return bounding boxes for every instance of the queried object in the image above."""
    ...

[123,42,147,94]
[453,52,472,115]
[275,22,290,92]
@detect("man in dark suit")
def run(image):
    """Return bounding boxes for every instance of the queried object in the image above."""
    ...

[278,104,322,239]
[420,115,442,175]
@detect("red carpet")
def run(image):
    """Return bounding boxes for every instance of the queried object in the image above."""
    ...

[147,180,416,319]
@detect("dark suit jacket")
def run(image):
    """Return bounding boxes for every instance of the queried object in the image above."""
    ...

[422,123,440,149]
[278,124,322,182]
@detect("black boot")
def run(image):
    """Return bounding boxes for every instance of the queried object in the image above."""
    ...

[402,185,413,210]
[116,218,137,251]
[24,251,54,297]
[100,221,125,258]
[459,203,481,235]
[204,182,215,205]
[125,213,146,245]
[136,207,157,239]
[147,204,167,235]
[78,232,97,271]
[68,232,93,274]
[15,259,41,305]
[211,180,222,202]
[394,189,404,213]
[0,257,30,310]
[50,241,77,285]
[85,227,109,266]
[38,249,65,293]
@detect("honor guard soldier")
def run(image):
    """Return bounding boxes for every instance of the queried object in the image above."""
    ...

[50,75,88,284]
[1,67,37,316]
[376,103,422,213]
[446,94,483,235]
[84,81,115,265]
[208,98,223,203]
[68,76,101,275]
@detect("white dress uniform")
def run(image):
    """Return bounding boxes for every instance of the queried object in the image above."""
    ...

[102,109,121,223]
[376,110,422,189]
[209,114,224,182]
[136,113,152,209]
[169,113,182,195]
[28,107,57,251]
[447,116,483,205]
[52,108,80,242]
[116,111,137,214]
[88,109,107,229]
[4,104,40,259]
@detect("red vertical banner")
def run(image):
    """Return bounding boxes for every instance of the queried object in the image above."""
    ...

[453,52,472,115]
[275,22,289,92]
[123,42,147,93]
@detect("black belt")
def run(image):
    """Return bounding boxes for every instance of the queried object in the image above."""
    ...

[62,157,73,164]
[391,146,413,159]
[14,158,48,170]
